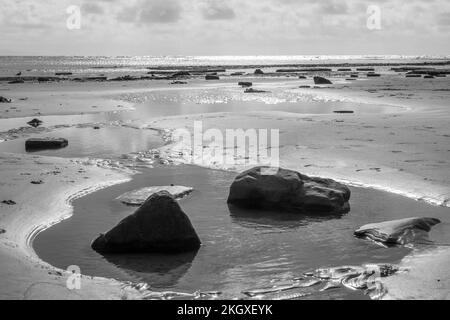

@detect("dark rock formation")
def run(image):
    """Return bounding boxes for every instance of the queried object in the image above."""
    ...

[55,72,73,76]
[227,167,351,214]
[27,118,43,128]
[1,200,16,205]
[238,82,253,87]
[205,75,220,80]
[92,191,201,254]
[354,217,441,245]
[254,69,264,75]
[25,138,68,151]
[338,68,352,71]
[333,110,354,114]
[0,96,11,103]
[298,76,307,79]
[367,73,381,77]
[313,76,332,85]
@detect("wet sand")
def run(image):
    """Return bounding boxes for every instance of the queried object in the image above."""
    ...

[1,68,449,299]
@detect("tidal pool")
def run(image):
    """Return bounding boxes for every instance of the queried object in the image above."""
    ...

[33,164,450,299]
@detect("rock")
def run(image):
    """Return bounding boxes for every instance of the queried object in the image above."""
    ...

[171,81,187,85]
[299,85,311,88]
[205,75,220,80]
[254,69,264,75]
[8,79,24,84]
[0,96,11,103]
[2,200,16,205]
[170,71,191,78]
[0,228,5,235]
[367,73,381,77]
[227,167,351,214]
[424,75,435,79]
[31,180,44,185]
[298,76,307,79]
[27,118,43,128]
[231,72,244,76]
[55,72,72,76]
[244,88,268,93]
[238,81,252,87]
[333,110,354,114]
[354,217,441,245]
[25,138,68,151]
[117,186,194,206]
[338,68,352,71]
[313,76,332,85]
[91,191,201,254]
[406,74,421,78]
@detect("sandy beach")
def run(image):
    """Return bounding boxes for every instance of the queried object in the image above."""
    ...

[1,61,449,300]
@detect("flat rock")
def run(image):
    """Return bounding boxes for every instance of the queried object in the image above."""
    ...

[238,81,253,87]
[354,217,441,245]
[92,191,201,254]
[313,76,332,85]
[25,138,68,151]
[205,75,220,80]
[117,186,194,206]
[227,167,351,214]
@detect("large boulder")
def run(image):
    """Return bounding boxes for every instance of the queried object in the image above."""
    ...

[92,191,201,254]
[25,138,68,151]
[117,186,194,206]
[354,217,441,245]
[313,76,332,85]
[227,167,351,214]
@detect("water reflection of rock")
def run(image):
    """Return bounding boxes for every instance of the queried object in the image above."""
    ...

[102,250,198,288]
[228,204,346,230]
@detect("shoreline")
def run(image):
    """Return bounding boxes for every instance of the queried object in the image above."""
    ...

[0,153,149,300]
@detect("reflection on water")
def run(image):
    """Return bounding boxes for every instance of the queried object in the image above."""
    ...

[228,204,347,230]
[102,251,198,288]
[0,126,163,159]
[34,164,450,299]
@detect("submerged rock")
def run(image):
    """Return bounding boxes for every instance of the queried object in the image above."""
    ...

[2,200,16,205]
[354,217,441,245]
[313,76,332,85]
[117,186,194,206]
[25,138,68,151]
[227,167,351,214]
[92,191,201,254]
[205,75,220,80]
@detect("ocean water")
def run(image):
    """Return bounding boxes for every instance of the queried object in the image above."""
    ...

[1,55,449,76]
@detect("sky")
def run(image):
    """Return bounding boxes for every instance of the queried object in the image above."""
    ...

[0,0,449,56]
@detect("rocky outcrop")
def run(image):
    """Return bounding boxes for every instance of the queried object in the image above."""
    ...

[27,118,43,128]
[117,186,194,206]
[254,69,264,75]
[0,96,11,103]
[238,82,253,87]
[205,75,220,80]
[92,191,201,254]
[313,76,332,85]
[25,138,68,151]
[354,217,441,245]
[227,167,351,214]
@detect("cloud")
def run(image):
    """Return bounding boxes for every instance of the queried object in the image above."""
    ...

[139,0,182,24]
[202,1,236,20]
